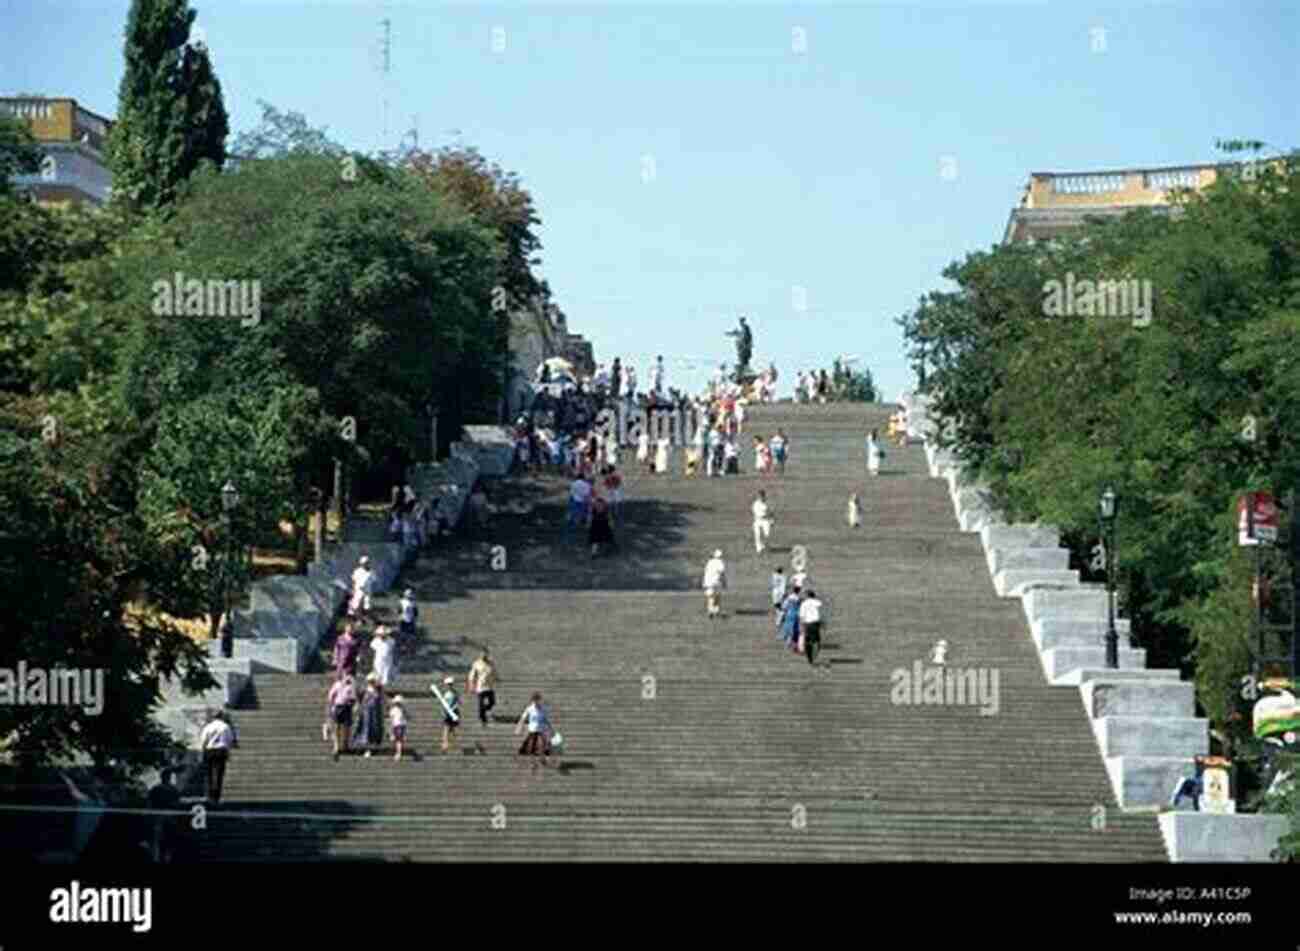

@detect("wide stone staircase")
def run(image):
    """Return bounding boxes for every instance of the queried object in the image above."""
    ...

[191,403,1167,861]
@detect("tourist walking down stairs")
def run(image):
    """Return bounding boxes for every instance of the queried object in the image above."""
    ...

[703,549,728,619]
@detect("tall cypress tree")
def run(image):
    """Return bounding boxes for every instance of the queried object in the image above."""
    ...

[106,0,229,211]
[179,40,229,177]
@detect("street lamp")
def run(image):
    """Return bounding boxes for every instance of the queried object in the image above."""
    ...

[220,480,239,659]
[1099,486,1119,668]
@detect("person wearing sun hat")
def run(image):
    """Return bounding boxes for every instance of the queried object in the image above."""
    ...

[398,588,418,639]
[350,554,375,620]
[389,694,408,762]
[702,549,727,619]
[431,675,461,754]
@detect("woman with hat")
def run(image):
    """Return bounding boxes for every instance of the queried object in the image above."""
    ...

[352,672,385,758]
[370,625,396,688]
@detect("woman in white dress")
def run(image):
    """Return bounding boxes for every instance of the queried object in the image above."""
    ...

[636,428,651,473]
[866,429,883,476]
[654,435,671,474]
[370,625,397,687]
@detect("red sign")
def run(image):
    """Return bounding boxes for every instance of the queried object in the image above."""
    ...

[1238,491,1279,546]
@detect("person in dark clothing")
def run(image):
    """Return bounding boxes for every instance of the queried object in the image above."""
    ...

[352,674,386,757]
[588,495,615,557]
[1169,755,1210,811]
[146,768,182,863]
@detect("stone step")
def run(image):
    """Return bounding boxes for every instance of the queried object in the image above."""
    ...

[986,547,1070,577]
[1159,813,1291,862]
[1030,618,1131,651]
[1091,716,1207,758]
[1105,756,1200,810]
[1022,586,1112,624]
[1081,680,1196,718]
[994,569,1081,597]
[980,524,1061,552]
[1041,646,1148,682]
[1053,667,1181,687]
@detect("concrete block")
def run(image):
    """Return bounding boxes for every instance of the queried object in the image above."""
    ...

[159,658,253,709]
[1082,680,1195,718]
[987,547,1069,577]
[153,704,214,749]
[1022,585,1110,624]
[1054,667,1180,686]
[994,568,1080,597]
[1159,812,1289,862]
[1041,645,1147,682]
[1092,716,1207,758]
[209,633,302,673]
[1105,756,1200,811]
[981,523,1061,552]
[1031,617,1131,651]
[959,505,1000,534]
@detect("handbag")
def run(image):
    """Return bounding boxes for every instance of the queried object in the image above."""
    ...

[321,720,331,742]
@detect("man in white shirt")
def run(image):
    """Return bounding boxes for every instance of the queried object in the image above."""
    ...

[703,549,727,619]
[798,590,825,668]
[752,490,772,554]
[198,709,237,804]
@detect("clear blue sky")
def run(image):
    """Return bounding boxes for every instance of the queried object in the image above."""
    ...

[5,1,1296,400]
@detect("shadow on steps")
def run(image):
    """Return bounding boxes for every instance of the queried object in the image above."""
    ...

[186,799,379,862]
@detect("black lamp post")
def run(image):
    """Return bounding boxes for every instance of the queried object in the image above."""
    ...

[1099,486,1119,669]
[220,480,239,659]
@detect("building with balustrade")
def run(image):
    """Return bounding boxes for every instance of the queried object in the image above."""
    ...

[1002,163,1232,244]
[2,97,114,208]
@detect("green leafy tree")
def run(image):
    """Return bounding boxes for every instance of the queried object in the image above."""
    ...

[898,141,1300,804]
[0,393,215,777]
[838,367,877,403]
[0,115,43,198]
[106,0,229,211]
[229,99,347,159]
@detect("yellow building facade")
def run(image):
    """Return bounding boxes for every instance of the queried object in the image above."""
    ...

[2,97,115,208]
[1003,162,1251,244]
